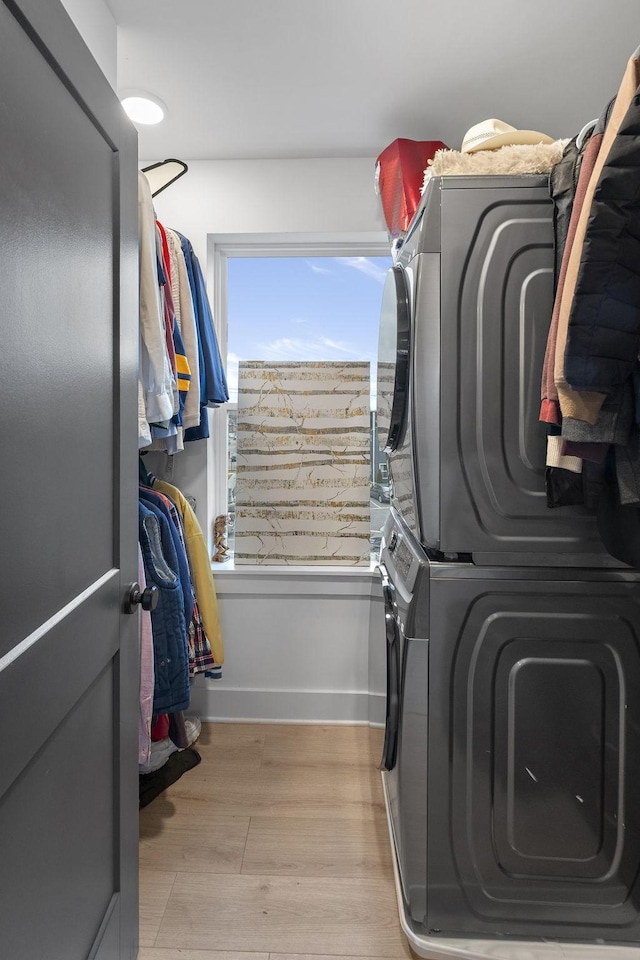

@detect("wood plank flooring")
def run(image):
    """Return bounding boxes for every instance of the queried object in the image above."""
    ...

[138,722,413,960]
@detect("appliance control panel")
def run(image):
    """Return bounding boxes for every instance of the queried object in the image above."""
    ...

[392,537,413,585]
[386,525,421,593]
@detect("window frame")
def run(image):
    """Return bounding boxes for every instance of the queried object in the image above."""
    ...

[206,231,390,569]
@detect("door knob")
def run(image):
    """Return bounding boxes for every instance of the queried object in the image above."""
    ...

[126,582,159,614]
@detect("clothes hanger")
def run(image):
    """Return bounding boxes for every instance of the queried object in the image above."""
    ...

[141,159,188,198]
[575,118,597,151]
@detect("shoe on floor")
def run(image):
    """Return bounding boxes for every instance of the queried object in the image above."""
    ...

[139,716,202,773]
[139,737,179,774]
[185,716,202,745]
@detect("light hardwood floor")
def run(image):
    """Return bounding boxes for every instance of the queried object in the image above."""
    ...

[138,722,414,960]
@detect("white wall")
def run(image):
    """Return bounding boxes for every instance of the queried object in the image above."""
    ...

[59,0,117,88]
[145,158,388,724]
[149,157,387,263]
[190,568,386,725]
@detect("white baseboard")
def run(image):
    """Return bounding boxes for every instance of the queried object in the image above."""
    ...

[190,684,386,725]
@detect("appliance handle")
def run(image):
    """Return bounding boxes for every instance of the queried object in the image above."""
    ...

[378,564,401,771]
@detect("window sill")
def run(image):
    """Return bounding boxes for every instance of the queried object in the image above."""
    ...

[211,559,380,576]
[209,558,382,598]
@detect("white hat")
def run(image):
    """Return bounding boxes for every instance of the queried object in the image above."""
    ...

[461,118,554,154]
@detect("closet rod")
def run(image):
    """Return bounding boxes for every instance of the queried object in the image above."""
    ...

[141,158,188,198]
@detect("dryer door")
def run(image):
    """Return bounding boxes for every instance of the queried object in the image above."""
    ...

[377,265,410,454]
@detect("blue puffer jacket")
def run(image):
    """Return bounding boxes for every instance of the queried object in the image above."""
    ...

[138,502,190,714]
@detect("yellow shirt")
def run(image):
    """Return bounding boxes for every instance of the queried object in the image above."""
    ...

[154,480,224,665]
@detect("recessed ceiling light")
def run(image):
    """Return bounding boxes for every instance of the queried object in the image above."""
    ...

[120,92,167,125]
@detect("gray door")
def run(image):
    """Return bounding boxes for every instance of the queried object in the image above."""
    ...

[0,2,139,958]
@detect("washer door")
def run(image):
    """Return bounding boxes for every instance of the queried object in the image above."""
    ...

[377,264,411,454]
[379,564,401,771]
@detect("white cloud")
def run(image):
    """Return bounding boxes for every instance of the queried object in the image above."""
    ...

[321,337,366,357]
[256,335,374,362]
[307,260,332,275]
[340,256,387,284]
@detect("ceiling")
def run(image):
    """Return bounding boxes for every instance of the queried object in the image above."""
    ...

[107,0,640,161]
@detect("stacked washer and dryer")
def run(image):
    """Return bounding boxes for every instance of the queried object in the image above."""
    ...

[376,174,640,958]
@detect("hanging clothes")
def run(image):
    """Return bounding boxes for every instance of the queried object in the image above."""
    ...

[188,599,217,676]
[563,52,640,412]
[139,483,216,676]
[138,501,190,714]
[540,123,604,508]
[555,52,640,425]
[175,231,229,441]
[139,485,194,628]
[147,227,194,454]
[138,166,227,449]
[158,222,193,405]
[136,170,227,780]
[165,226,202,431]
[153,478,225,666]
[139,455,219,679]
[540,47,640,564]
[138,545,155,767]
[138,172,176,445]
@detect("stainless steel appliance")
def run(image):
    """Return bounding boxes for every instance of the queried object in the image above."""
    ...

[377,175,640,957]
[377,174,620,565]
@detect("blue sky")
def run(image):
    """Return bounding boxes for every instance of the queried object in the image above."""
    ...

[226,255,392,402]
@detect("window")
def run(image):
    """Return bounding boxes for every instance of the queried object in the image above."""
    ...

[210,238,392,565]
